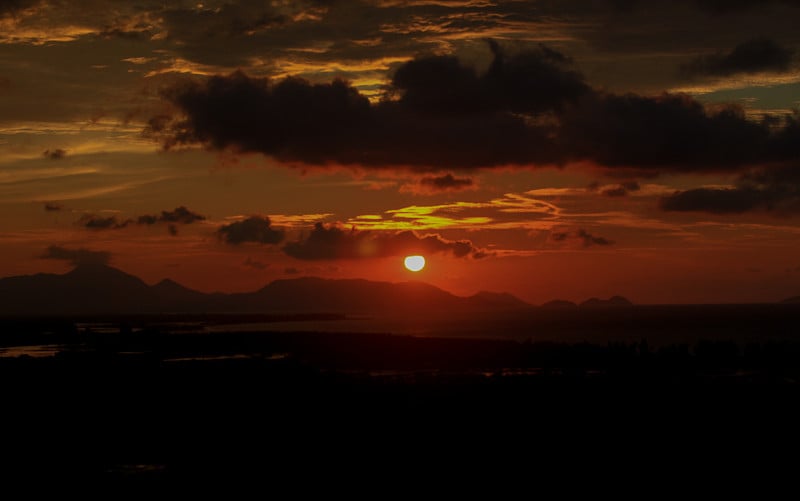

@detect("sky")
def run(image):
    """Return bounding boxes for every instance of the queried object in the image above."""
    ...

[1,0,800,304]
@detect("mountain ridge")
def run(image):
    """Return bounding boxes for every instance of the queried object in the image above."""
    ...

[0,264,533,315]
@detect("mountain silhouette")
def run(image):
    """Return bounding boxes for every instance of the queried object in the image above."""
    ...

[0,265,532,315]
[579,296,633,308]
[540,299,579,309]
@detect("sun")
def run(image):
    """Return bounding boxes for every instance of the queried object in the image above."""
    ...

[404,255,426,272]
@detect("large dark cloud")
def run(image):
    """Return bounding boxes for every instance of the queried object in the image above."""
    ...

[392,41,589,115]
[283,222,488,260]
[661,164,800,214]
[40,245,111,266]
[557,92,799,170]
[217,216,285,245]
[681,38,795,77]
[150,42,800,173]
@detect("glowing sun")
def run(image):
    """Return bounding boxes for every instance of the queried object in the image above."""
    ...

[404,255,426,272]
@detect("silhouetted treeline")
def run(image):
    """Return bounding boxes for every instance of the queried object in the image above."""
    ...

[5,327,800,379]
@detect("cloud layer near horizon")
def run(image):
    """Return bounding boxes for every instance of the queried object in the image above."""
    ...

[40,245,111,266]
[283,223,488,260]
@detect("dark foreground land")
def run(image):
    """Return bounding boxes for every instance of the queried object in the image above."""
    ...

[3,309,800,485]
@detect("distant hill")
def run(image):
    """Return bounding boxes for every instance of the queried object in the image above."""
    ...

[540,299,578,309]
[782,296,800,304]
[579,296,633,308]
[0,265,532,316]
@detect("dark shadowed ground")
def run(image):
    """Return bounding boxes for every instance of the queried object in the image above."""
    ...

[3,307,800,487]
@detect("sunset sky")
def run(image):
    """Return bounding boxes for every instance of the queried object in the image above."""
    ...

[2,0,800,304]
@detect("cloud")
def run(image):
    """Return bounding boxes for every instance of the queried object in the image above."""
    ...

[43,148,67,160]
[283,222,489,260]
[217,215,286,244]
[40,245,111,266]
[146,44,569,168]
[549,228,614,247]
[137,206,206,225]
[660,164,800,214]
[0,0,37,16]
[556,92,800,170]
[601,181,641,197]
[77,214,131,230]
[284,267,300,275]
[243,257,269,270]
[401,173,475,194]
[692,0,800,14]
[44,202,62,212]
[681,38,795,77]
[391,41,589,115]
[149,42,800,173]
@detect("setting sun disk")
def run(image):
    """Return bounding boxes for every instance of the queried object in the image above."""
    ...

[404,255,425,272]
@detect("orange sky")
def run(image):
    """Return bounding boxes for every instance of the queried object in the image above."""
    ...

[2,0,800,304]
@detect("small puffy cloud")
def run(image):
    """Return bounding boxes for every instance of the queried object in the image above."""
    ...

[283,222,489,260]
[217,215,286,244]
[243,257,269,270]
[137,206,205,225]
[77,214,131,230]
[43,148,67,160]
[401,173,475,194]
[601,181,641,197]
[40,245,111,266]
[549,228,614,247]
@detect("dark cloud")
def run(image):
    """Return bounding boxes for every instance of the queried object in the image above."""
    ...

[217,216,285,245]
[40,245,111,266]
[550,228,614,247]
[96,28,148,41]
[137,206,206,225]
[43,148,67,160]
[420,173,474,190]
[243,257,269,270]
[557,92,799,170]
[660,164,800,214]
[692,0,800,14]
[404,173,475,194]
[0,0,37,16]
[283,222,488,260]
[77,214,131,230]
[392,42,589,115]
[660,187,762,213]
[150,42,800,173]
[146,45,568,168]
[681,38,795,77]
[44,202,62,212]
[602,181,640,197]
